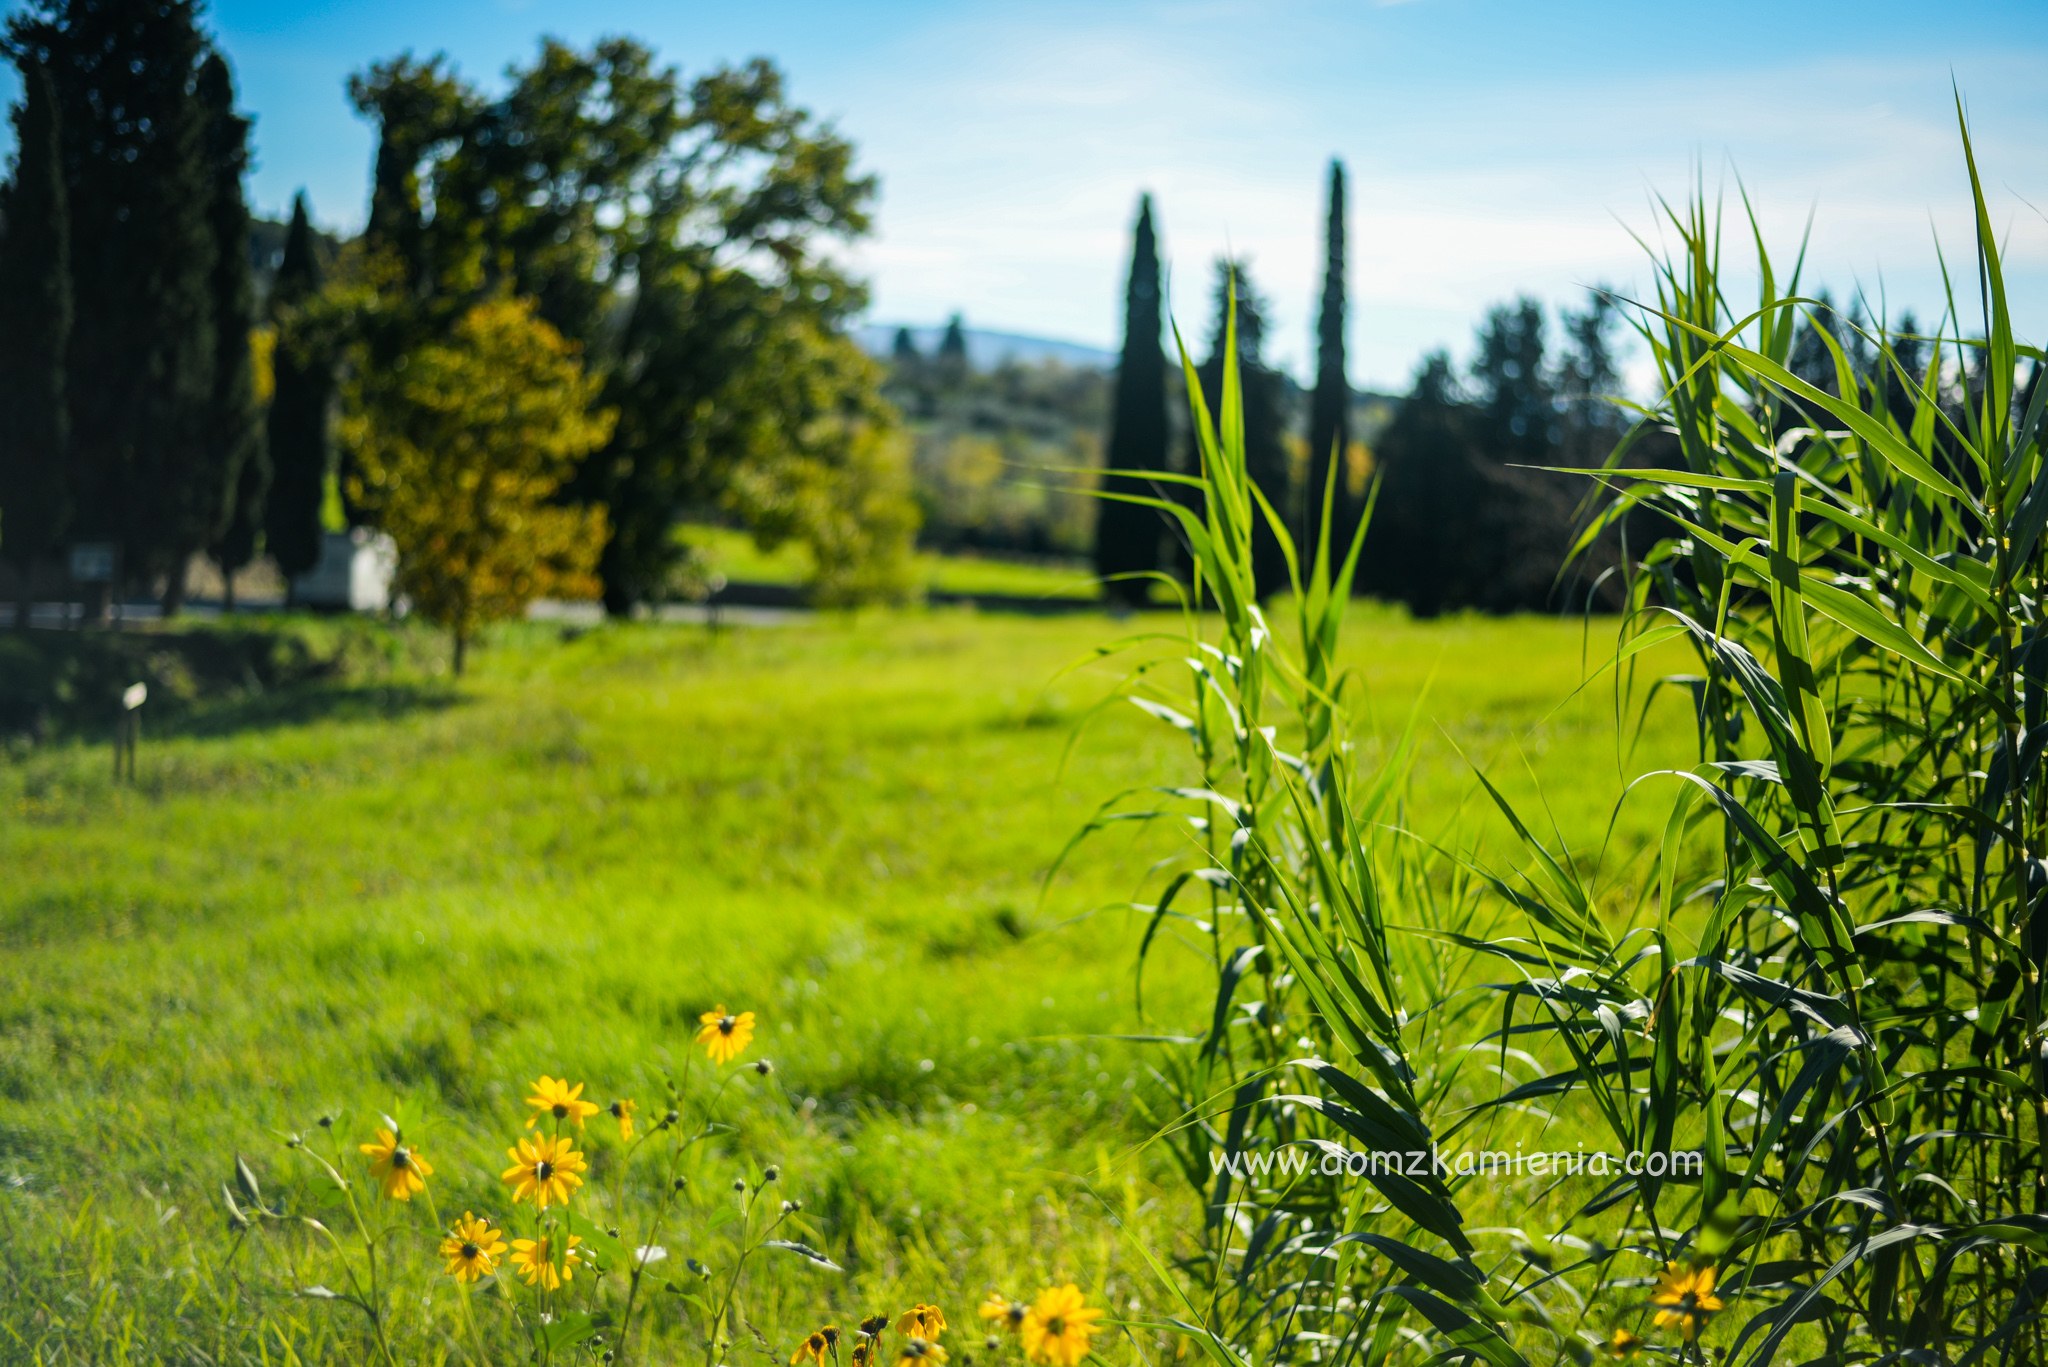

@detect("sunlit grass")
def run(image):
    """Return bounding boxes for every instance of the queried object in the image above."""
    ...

[0,604,1689,1360]
[685,524,1098,601]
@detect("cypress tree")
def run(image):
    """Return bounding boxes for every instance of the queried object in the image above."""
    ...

[1093,193,1169,607]
[936,312,970,385]
[198,51,266,610]
[0,58,72,629]
[10,0,217,616]
[1306,159,1350,555]
[264,192,331,591]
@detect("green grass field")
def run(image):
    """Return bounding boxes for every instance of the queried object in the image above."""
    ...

[0,604,1692,1362]
[686,524,1098,601]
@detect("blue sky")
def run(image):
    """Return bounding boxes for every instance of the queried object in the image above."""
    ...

[5,0,2046,389]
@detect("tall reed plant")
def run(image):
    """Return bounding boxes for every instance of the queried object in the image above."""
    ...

[1083,105,2046,1365]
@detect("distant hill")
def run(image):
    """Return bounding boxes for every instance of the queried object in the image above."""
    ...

[857,323,1115,372]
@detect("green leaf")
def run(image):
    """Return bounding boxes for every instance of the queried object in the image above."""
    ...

[760,1239,843,1273]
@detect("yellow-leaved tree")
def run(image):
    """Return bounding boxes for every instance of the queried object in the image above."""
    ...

[343,296,612,674]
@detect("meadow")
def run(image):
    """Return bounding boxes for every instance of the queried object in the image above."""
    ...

[0,603,1692,1362]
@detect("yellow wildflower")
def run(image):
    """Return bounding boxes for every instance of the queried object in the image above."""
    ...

[792,1327,839,1366]
[697,1006,757,1065]
[438,1212,506,1283]
[1021,1284,1101,1367]
[524,1075,601,1129]
[509,1233,583,1290]
[358,1128,432,1201]
[980,1294,1028,1333]
[1605,1326,1643,1358]
[897,1304,947,1340]
[501,1132,588,1209]
[610,1098,637,1141]
[1650,1262,1723,1342]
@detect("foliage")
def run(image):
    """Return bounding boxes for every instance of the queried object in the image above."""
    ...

[198,51,268,600]
[1096,108,2048,1366]
[0,601,1689,1362]
[213,1017,1107,1367]
[1306,159,1353,558]
[885,348,1108,563]
[1359,290,1629,614]
[1095,194,1172,606]
[1185,262,1294,601]
[0,55,71,622]
[346,39,901,613]
[1072,288,1529,1364]
[342,297,611,673]
[7,0,229,610]
[644,289,921,608]
[1524,110,2048,1361]
[264,192,332,586]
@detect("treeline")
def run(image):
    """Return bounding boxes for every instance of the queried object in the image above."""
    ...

[0,0,269,623]
[1091,164,1634,614]
[1359,293,1629,613]
[0,0,919,649]
[1094,172,1371,607]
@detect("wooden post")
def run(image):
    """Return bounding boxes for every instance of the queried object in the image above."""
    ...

[114,681,146,783]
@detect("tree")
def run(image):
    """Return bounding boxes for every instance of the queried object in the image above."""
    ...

[1094,193,1169,606]
[1469,296,1553,466]
[264,193,332,591]
[0,58,72,629]
[1362,291,1625,617]
[342,297,611,675]
[1358,351,1485,615]
[891,326,921,366]
[197,51,266,610]
[936,312,971,385]
[721,320,920,606]
[1306,160,1350,554]
[9,0,218,615]
[348,43,900,613]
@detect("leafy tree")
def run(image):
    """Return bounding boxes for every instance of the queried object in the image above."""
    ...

[346,42,901,612]
[722,320,919,605]
[1364,290,1629,615]
[197,51,266,609]
[9,0,218,614]
[351,52,470,301]
[1358,351,1486,614]
[264,193,333,590]
[341,297,611,675]
[1306,160,1351,553]
[0,58,71,628]
[1094,193,1170,606]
